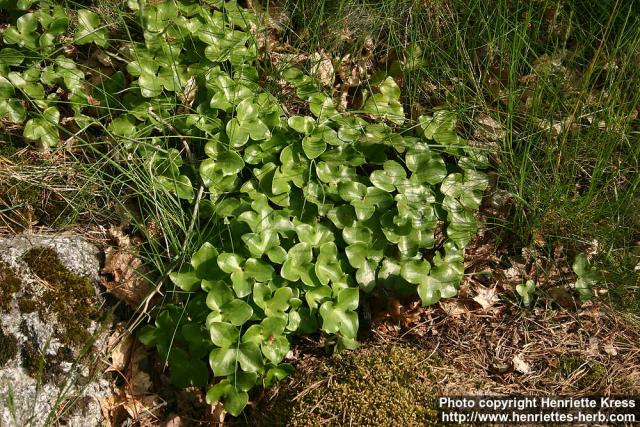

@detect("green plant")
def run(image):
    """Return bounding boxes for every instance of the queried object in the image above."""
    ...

[0,0,488,416]
[276,0,640,312]
[516,279,536,307]
[572,254,601,302]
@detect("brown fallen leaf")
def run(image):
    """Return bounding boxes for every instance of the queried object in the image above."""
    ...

[474,113,506,142]
[122,394,161,424]
[107,324,134,372]
[439,299,470,317]
[102,226,154,309]
[603,341,618,356]
[129,344,153,396]
[310,51,334,87]
[472,285,500,310]
[163,414,185,427]
[547,286,576,309]
[512,354,532,374]
[210,401,227,426]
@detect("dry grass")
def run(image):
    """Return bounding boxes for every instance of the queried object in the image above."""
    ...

[373,302,640,396]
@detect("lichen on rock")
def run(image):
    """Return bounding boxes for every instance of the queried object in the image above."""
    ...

[0,235,114,427]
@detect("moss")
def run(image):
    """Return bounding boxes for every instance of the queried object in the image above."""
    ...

[0,326,18,367]
[0,135,21,158]
[17,297,37,313]
[20,340,74,384]
[0,261,22,311]
[250,345,439,427]
[0,178,69,230]
[558,356,607,390]
[20,247,100,348]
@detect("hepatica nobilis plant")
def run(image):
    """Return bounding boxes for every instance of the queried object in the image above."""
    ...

[0,0,488,415]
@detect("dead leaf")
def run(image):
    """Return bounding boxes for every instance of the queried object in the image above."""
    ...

[163,414,185,427]
[587,337,600,357]
[178,76,197,111]
[122,394,160,422]
[439,299,470,317]
[547,286,576,309]
[310,51,334,86]
[210,401,227,426]
[512,354,531,374]
[102,226,154,309]
[129,345,153,395]
[603,341,618,356]
[474,113,506,141]
[472,285,500,310]
[107,325,133,372]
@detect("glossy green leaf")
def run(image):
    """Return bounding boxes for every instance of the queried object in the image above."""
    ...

[209,322,239,348]
[169,269,200,292]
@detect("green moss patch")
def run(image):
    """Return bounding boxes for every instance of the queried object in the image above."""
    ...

[0,326,18,367]
[250,345,439,426]
[0,177,69,230]
[20,247,100,348]
[0,260,22,311]
[558,356,607,390]
[20,339,74,384]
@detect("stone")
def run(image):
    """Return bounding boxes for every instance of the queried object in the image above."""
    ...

[0,234,114,427]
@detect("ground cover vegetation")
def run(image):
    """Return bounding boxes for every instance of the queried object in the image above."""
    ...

[0,0,638,424]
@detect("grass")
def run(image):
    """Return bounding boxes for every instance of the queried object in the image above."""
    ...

[271,0,640,308]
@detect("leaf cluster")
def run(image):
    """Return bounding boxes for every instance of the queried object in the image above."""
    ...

[0,0,489,416]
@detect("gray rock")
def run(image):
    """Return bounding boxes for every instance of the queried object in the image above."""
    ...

[0,234,113,427]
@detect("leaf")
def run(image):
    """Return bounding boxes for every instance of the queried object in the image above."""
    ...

[355,258,377,292]
[264,364,294,387]
[244,258,275,282]
[168,348,209,387]
[288,116,315,135]
[315,242,343,285]
[217,253,245,274]
[516,280,536,306]
[169,269,200,292]
[226,118,250,148]
[336,287,359,311]
[400,260,431,285]
[302,135,327,159]
[512,354,531,374]
[338,181,367,202]
[206,380,249,417]
[75,10,108,47]
[209,348,238,377]
[295,223,333,247]
[319,300,359,339]
[0,99,26,123]
[156,175,195,200]
[472,285,500,310]
[417,280,441,306]
[222,299,253,326]
[342,223,373,245]
[237,342,264,373]
[572,253,590,276]
[261,335,289,364]
[362,77,404,125]
[109,115,138,137]
[191,242,221,279]
[209,322,239,347]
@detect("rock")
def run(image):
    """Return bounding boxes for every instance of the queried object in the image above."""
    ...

[0,234,114,427]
